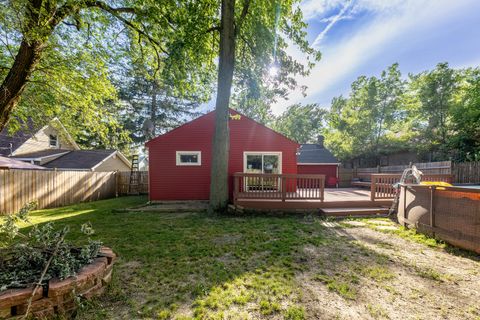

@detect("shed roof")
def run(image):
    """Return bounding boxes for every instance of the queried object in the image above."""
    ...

[297,144,339,164]
[43,150,118,170]
[10,149,71,159]
[0,156,45,169]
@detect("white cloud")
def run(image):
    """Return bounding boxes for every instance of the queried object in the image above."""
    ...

[312,0,354,47]
[272,0,473,115]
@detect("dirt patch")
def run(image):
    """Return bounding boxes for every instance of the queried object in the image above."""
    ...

[128,201,209,213]
[212,234,243,245]
[297,220,480,320]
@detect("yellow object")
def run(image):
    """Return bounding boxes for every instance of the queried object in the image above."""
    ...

[420,181,452,187]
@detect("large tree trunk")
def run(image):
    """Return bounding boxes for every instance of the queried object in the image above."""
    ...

[209,0,236,213]
[0,38,45,131]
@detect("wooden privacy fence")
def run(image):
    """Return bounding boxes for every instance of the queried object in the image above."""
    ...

[233,173,325,204]
[355,161,452,177]
[370,173,453,200]
[0,169,116,214]
[452,161,480,184]
[116,171,149,195]
[398,185,480,254]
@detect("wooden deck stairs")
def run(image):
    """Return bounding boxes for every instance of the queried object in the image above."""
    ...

[320,206,389,216]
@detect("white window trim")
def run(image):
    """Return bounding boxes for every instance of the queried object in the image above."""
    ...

[176,151,202,166]
[243,151,282,174]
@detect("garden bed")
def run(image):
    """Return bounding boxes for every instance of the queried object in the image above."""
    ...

[0,247,115,319]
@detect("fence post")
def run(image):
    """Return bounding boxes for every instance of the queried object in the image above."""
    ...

[429,186,435,229]
[370,176,376,201]
[114,170,119,197]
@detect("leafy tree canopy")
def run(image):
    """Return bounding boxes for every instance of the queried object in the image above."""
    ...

[273,103,326,144]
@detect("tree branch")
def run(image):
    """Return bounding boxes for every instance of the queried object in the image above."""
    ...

[206,26,221,33]
[235,0,251,35]
[86,1,168,55]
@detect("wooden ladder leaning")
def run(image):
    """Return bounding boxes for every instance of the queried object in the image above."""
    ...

[128,155,140,195]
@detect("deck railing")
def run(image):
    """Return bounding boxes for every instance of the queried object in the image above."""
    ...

[370,173,454,200]
[233,173,325,204]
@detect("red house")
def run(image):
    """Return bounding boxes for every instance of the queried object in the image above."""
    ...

[146,109,299,201]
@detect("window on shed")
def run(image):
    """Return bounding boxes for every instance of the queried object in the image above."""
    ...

[176,151,201,166]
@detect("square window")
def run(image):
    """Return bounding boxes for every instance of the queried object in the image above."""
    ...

[176,151,201,166]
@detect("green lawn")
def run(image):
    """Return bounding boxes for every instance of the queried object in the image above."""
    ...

[23,197,325,319]
[16,197,480,320]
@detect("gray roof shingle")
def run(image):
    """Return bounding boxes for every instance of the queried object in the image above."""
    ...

[11,149,71,159]
[297,144,338,164]
[43,150,117,170]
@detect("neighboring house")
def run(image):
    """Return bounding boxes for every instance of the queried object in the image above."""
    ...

[0,118,131,171]
[43,150,131,171]
[146,109,299,201]
[297,136,340,188]
[0,156,45,170]
[0,118,79,163]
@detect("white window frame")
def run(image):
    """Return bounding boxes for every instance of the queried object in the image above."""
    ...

[176,151,202,166]
[243,151,282,174]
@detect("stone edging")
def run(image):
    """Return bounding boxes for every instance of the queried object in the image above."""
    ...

[0,247,116,319]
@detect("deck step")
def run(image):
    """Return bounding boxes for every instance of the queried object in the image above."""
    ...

[321,207,389,216]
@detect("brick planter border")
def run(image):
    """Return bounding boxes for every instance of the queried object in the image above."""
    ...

[0,247,116,319]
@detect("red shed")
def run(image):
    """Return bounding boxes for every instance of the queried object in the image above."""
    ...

[297,136,340,188]
[146,109,300,201]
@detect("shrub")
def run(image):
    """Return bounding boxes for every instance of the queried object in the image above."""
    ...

[0,202,102,291]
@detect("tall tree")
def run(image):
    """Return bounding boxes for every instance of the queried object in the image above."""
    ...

[450,67,480,161]
[408,62,458,159]
[0,0,197,131]
[324,64,405,162]
[208,0,320,212]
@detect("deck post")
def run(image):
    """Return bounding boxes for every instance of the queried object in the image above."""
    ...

[321,176,325,201]
[233,175,239,205]
[281,176,286,202]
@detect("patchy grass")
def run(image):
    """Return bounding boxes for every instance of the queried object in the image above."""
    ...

[9,198,480,319]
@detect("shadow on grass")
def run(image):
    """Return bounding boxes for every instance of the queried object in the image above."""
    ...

[17,198,480,319]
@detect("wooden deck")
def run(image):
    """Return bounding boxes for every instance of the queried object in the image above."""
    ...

[235,187,392,210]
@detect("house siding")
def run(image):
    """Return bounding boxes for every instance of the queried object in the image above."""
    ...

[94,154,131,172]
[297,164,338,188]
[147,110,299,201]
[13,125,76,156]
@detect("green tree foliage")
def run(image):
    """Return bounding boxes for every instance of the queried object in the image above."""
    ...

[0,0,218,150]
[450,68,480,161]
[324,64,405,161]
[273,103,326,143]
[323,62,480,162]
[407,62,458,158]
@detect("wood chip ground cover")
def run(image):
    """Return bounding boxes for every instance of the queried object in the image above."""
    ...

[14,197,480,319]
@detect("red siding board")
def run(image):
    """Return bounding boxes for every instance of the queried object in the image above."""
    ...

[147,110,299,201]
[297,164,338,187]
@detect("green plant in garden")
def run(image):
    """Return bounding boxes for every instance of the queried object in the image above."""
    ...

[0,202,102,291]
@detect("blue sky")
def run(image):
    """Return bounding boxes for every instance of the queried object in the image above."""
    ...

[271,0,480,114]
